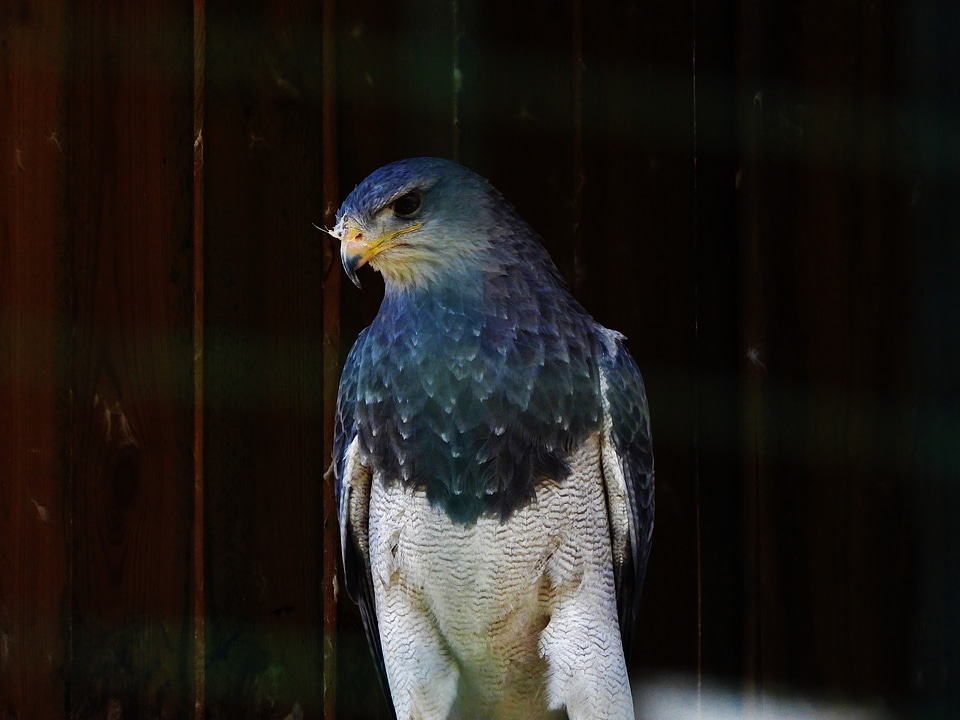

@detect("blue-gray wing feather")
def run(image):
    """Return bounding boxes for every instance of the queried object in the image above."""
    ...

[334,330,396,717]
[598,333,655,656]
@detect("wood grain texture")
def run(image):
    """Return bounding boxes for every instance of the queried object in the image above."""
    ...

[203,1,325,717]
[0,2,71,717]
[737,0,915,701]
[692,0,744,686]
[458,0,577,283]
[320,0,341,715]
[65,0,195,716]
[192,1,208,716]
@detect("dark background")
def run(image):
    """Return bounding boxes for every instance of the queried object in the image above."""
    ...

[2,0,958,718]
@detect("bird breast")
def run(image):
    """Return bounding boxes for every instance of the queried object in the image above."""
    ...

[367,431,621,709]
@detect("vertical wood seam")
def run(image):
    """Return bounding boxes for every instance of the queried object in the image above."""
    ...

[321,0,340,715]
[192,1,206,716]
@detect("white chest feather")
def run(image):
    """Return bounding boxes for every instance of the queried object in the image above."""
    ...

[366,433,635,720]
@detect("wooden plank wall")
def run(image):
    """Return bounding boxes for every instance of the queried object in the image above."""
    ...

[3,0,197,717]
[2,0,959,718]
[737,0,915,697]
[202,2,325,717]
[66,0,195,714]
[2,3,71,718]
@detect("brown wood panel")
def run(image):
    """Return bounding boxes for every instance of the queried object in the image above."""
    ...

[203,1,325,717]
[320,1,341,716]
[65,0,196,716]
[692,0,744,686]
[738,0,915,702]
[0,3,71,717]
[458,0,577,282]
[336,0,457,171]
[193,1,208,715]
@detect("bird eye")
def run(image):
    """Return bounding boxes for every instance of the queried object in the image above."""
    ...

[392,192,422,218]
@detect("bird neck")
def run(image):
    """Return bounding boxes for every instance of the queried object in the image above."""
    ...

[382,263,488,309]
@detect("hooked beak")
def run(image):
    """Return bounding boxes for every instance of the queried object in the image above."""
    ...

[338,220,424,289]
[339,225,367,289]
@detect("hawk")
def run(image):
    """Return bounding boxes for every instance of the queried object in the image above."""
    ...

[332,157,654,720]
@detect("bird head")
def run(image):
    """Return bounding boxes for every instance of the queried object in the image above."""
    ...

[332,157,507,291]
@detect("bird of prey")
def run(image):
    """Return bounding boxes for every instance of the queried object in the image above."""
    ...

[332,157,654,720]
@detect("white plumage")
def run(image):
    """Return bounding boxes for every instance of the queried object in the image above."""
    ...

[343,417,636,719]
